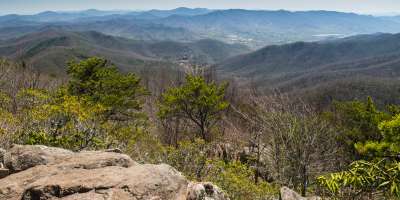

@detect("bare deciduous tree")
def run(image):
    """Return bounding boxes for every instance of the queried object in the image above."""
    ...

[233,91,342,196]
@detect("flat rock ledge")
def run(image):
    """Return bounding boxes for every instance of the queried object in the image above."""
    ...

[0,145,229,200]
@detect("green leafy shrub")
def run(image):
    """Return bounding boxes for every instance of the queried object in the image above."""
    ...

[163,139,278,200]
[318,159,400,199]
[203,160,279,200]
[318,97,400,199]
[164,139,208,180]
[13,57,148,151]
[18,89,108,150]
[331,97,390,159]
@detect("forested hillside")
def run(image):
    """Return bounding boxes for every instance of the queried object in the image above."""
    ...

[0,29,249,74]
[218,33,400,107]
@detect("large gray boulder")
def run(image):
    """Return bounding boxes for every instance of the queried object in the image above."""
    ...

[3,145,74,172]
[3,145,135,173]
[0,145,228,200]
[280,187,321,200]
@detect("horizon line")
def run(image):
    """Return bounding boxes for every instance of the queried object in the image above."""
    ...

[1,7,399,17]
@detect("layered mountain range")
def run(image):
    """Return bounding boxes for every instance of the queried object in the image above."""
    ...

[1,8,400,105]
[1,8,400,48]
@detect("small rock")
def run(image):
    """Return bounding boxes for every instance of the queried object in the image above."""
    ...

[187,182,229,200]
[187,183,206,200]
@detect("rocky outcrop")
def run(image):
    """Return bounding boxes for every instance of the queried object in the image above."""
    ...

[187,182,228,200]
[3,145,75,172]
[0,145,229,200]
[280,187,321,200]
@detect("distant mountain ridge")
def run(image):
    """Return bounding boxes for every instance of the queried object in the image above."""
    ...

[380,15,400,23]
[155,9,400,47]
[144,7,212,17]
[1,8,400,48]
[0,7,213,23]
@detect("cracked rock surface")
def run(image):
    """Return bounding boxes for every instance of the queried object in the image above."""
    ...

[0,145,228,200]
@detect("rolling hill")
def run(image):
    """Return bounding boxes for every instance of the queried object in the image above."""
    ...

[218,33,400,106]
[219,33,400,75]
[0,29,250,74]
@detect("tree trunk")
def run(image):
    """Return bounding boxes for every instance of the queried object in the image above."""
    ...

[301,165,308,197]
[255,146,261,184]
[174,118,180,148]
[199,123,208,142]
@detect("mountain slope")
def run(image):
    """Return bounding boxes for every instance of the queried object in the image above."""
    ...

[0,29,250,73]
[218,33,400,106]
[219,33,400,75]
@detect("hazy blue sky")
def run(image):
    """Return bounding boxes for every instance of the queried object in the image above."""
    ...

[1,0,400,15]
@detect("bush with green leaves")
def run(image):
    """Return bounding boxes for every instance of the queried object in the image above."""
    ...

[14,57,148,151]
[330,97,390,159]
[203,160,279,200]
[163,139,278,200]
[357,113,400,155]
[318,97,400,199]
[164,139,209,180]
[0,91,17,148]
[17,88,108,150]
[318,159,400,199]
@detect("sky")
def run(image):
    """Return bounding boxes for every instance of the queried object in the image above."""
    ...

[1,0,400,15]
